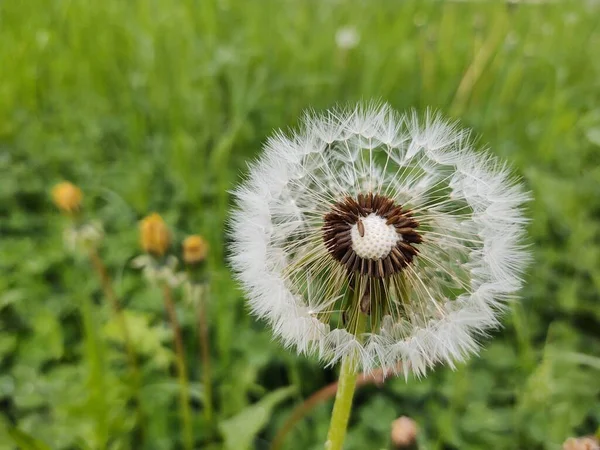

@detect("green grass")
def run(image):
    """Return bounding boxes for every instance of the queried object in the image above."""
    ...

[1,0,600,449]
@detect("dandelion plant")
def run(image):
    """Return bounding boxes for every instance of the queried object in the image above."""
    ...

[230,103,530,449]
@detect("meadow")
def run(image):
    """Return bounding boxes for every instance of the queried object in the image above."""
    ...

[1,0,599,449]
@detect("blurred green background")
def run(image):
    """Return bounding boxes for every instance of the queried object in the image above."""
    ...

[1,0,599,449]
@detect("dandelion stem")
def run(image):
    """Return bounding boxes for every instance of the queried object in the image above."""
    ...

[195,285,213,423]
[88,248,145,445]
[162,283,194,450]
[271,365,395,450]
[89,249,137,367]
[80,294,109,448]
[325,355,359,450]
[324,312,367,450]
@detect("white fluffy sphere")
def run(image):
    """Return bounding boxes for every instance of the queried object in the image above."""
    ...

[229,103,530,377]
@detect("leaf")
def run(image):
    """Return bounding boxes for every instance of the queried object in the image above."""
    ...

[103,310,172,370]
[19,309,64,367]
[140,381,205,404]
[8,427,52,450]
[218,386,296,450]
[560,351,600,371]
[0,335,17,359]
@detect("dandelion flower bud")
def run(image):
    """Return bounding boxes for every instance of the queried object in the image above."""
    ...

[52,181,82,213]
[563,437,600,450]
[140,213,171,257]
[183,235,209,265]
[391,416,418,449]
[230,103,530,376]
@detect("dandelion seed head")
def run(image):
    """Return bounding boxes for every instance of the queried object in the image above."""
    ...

[335,26,360,50]
[229,103,530,375]
[63,221,104,253]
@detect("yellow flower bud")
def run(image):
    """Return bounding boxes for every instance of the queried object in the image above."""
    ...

[140,213,171,256]
[52,182,83,213]
[183,235,208,265]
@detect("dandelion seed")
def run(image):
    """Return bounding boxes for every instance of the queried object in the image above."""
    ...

[230,103,530,377]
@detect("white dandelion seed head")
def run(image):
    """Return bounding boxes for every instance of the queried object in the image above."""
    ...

[335,26,360,50]
[63,221,104,253]
[132,255,186,288]
[229,103,530,376]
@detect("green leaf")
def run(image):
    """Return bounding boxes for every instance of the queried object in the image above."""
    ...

[103,310,172,370]
[219,386,296,450]
[8,427,52,450]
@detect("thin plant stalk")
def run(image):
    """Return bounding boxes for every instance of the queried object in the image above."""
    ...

[194,284,213,422]
[88,248,138,371]
[80,294,109,448]
[449,7,507,116]
[324,356,359,450]
[162,283,194,450]
[88,247,145,443]
[324,311,367,450]
[271,366,395,450]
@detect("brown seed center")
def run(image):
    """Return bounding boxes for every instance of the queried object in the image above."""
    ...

[322,193,422,278]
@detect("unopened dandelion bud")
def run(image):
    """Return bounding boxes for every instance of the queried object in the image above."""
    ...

[140,213,171,257]
[562,437,600,450]
[230,103,530,375]
[183,235,208,265]
[391,416,418,449]
[52,181,82,213]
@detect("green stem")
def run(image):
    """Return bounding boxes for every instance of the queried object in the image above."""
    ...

[162,284,194,450]
[325,356,359,450]
[271,365,393,450]
[325,311,366,450]
[195,285,213,423]
[88,248,146,444]
[81,295,109,449]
